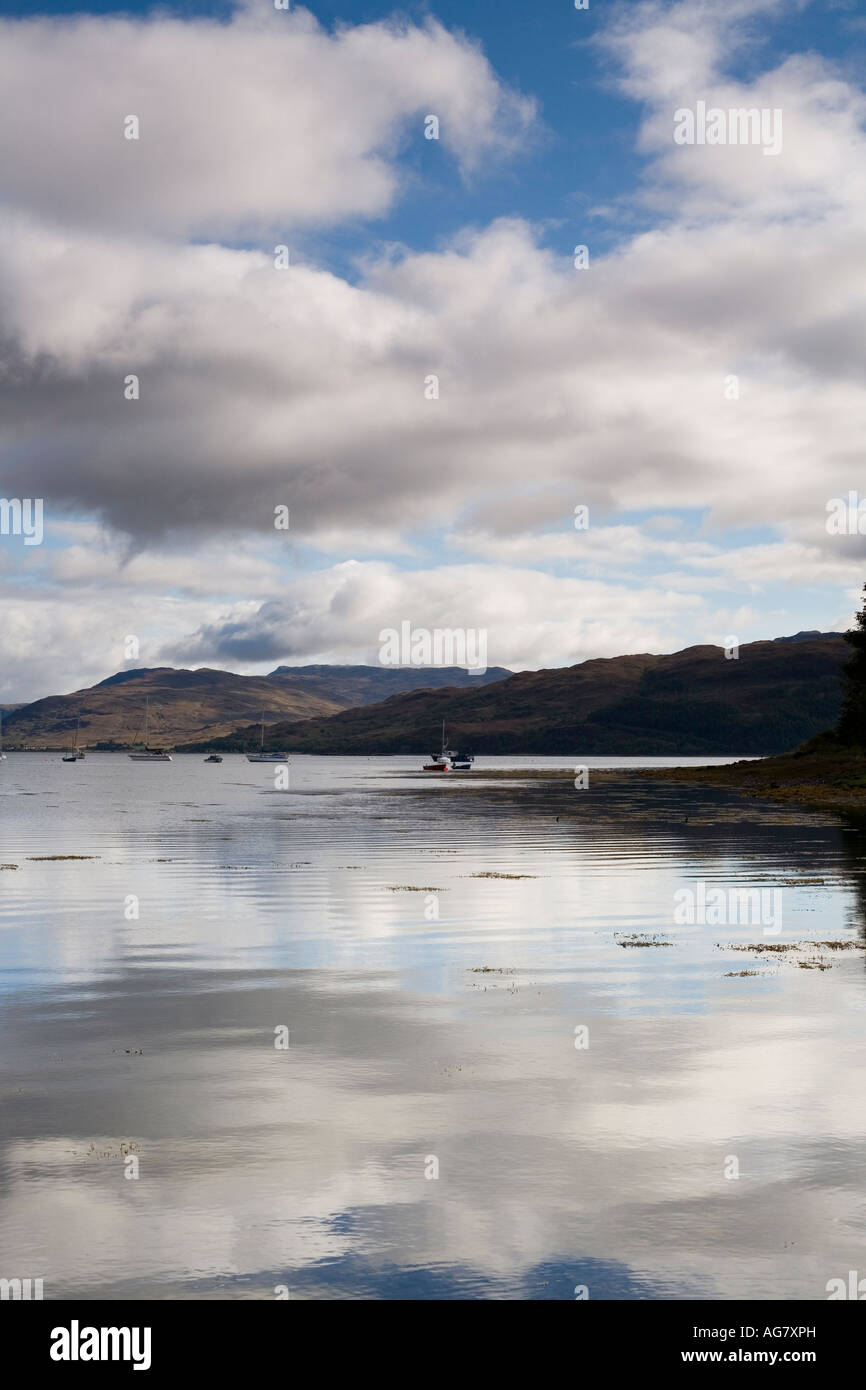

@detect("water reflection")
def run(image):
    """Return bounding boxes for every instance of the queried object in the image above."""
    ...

[0,755,864,1299]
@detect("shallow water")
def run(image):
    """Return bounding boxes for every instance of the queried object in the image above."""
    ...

[1,753,864,1300]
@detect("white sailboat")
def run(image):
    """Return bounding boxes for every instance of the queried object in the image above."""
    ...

[63,712,86,761]
[246,711,289,763]
[0,708,6,759]
[129,696,173,761]
[421,721,475,772]
[423,720,457,772]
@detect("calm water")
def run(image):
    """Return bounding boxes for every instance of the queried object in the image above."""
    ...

[1,753,864,1300]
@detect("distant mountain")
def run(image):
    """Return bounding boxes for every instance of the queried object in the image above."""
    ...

[267,663,512,706]
[2,663,512,749]
[2,667,344,749]
[186,635,849,756]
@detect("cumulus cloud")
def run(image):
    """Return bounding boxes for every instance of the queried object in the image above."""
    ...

[0,5,535,238]
[2,208,865,553]
[165,558,722,672]
[0,0,864,695]
[600,0,866,219]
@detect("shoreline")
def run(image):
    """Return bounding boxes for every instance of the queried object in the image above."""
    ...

[627,752,866,813]
[406,751,866,814]
[6,748,866,814]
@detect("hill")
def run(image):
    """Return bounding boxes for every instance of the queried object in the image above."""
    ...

[0,663,512,749]
[184,635,848,756]
[267,663,512,706]
[1,667,343,749]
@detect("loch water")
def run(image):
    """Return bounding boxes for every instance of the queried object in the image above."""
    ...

[1,754,864,1300]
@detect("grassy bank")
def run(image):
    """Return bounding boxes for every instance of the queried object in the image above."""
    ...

[636,739,866,812]
[414,738,866,813]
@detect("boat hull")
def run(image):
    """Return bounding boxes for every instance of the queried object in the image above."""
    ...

[129,753,173,761]
[246,754,289,762]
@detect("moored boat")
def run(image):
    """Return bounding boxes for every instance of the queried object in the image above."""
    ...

[422,721,458,771]
[450,752,475,770]
[68,712,86,760]
[246,712,289,763]
[63,713,87,762]
[128,697,173,761]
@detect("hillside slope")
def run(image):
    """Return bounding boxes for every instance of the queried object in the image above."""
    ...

[2,663,514,749]
[2,667,343,749]
[267,664,512,706]
[186,635,848,756]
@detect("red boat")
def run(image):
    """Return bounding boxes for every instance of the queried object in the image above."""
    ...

[422,721,455,771]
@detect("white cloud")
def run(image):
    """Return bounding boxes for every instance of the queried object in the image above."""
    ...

[2,210,865,553]
[600,0,866,219]
[166,559,708,670]
[0,0,863,696]
[0,5,535,238]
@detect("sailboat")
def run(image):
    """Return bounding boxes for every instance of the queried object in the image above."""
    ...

[423,721,458,772]
[63,712,86,761]
[128,696,173,761]
[246,711,289,763]
[0,708,6,759]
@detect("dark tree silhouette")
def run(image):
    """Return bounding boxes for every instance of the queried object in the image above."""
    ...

[838,583,866,745]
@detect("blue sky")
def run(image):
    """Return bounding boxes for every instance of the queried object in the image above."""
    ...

[7,0,863,261]
[0,0,865,697]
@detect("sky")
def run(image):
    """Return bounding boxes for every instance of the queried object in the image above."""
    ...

[0,0,865,700]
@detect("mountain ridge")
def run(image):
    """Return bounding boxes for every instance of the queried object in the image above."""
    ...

[0,663,513,748]
[181,634,849,756]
